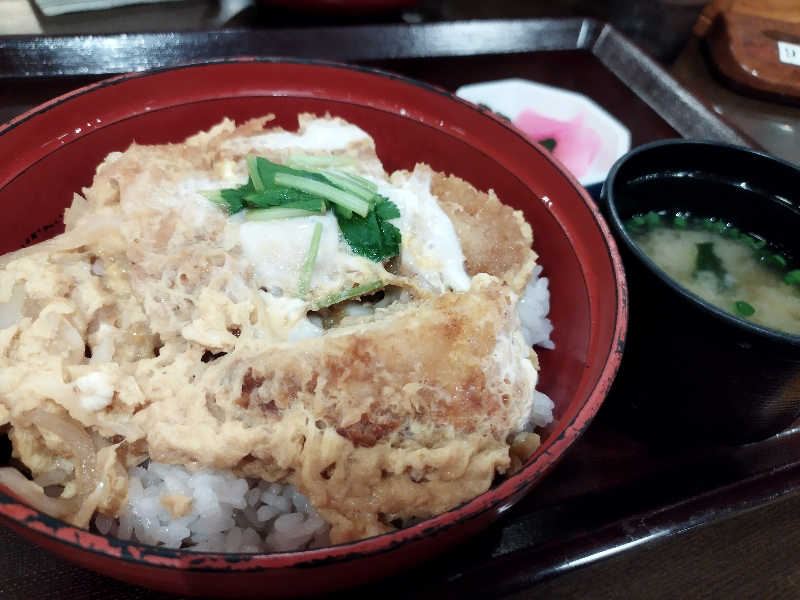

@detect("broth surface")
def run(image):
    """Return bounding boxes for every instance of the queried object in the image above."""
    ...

[633,227,800,335]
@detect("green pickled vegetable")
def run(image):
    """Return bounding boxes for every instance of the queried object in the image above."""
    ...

[539,138,556,152]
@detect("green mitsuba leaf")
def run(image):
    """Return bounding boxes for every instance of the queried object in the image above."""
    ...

[203,156,402,262]
[334,196,401,262]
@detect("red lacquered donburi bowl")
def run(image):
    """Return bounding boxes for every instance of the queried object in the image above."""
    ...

[0,59,627,597]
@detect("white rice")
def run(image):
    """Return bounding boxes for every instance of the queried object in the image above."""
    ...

[99,269,556,553]
[519,266,556,426]
[529,390,555,428]
[518,265,555,350]
[104,462,329,553]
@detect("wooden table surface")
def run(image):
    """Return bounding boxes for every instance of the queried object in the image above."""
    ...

[1,3,800,599]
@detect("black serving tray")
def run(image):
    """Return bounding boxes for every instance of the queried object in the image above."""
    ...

[1,19,795,600]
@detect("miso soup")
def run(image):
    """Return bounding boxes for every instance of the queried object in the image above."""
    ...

[626,212,800,336]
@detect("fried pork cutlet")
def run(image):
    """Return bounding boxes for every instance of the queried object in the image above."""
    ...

[0,114,547,544]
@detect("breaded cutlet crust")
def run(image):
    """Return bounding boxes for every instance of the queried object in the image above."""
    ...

[0,114,542,543]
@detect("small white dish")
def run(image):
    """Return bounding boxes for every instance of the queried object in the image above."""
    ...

[456,78,631,186]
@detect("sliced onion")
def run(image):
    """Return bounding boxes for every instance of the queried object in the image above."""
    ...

[33,468,70,488]
[71,480,104,528]
[30,409,97,494]
[0,467,77,518]
[0,283,25,329]
[0,217,121,269]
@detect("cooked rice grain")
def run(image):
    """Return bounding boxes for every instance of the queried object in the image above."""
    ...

[102,462,329,553]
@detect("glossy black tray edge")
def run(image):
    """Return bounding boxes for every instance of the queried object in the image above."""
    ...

[0,18,752,147]
[436,455,800,598]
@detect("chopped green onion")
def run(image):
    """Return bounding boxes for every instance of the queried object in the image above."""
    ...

[766,254,787,269]
[644,212,660,228]
[734,301,755,317]
[315,280,383,309]
[744,236,766,250]
[245,207,322,221]
[722,226,740,239]
[274,172,370,217]
[297,222,323,300]
[247,155,265,192]
[785,270,800,286]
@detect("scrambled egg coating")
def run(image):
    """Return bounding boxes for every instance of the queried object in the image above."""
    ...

[0,114,542,544]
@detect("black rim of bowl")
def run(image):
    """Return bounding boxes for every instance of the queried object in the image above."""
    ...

[602,138,800,347]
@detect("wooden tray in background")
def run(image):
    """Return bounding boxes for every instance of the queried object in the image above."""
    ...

[696,0,800,105]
